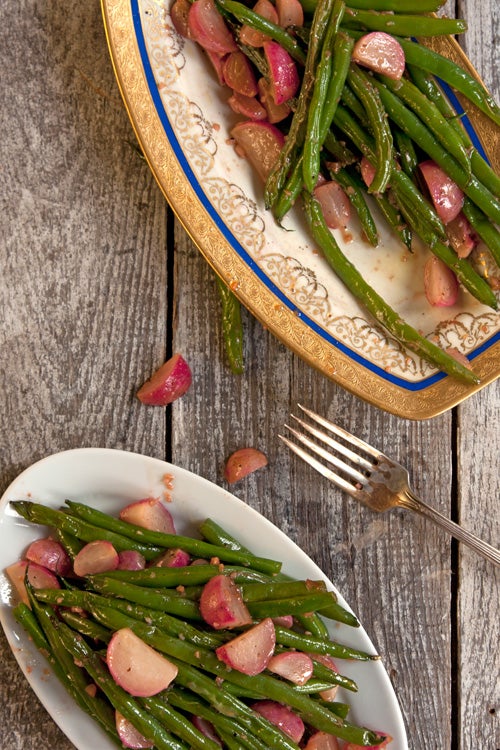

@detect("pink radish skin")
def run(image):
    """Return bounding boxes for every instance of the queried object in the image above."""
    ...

[200,574,252,629]
[419,160,464,224]
[152,548,191,568]
[276,0,304,29]
[119,497,176,534]
[73,540,119,577]
[26,537,72,576]
[6,561,60,606]
[360,156,377,189]
[239,0,278,47]
[191,716,223,745]
[228,92,267,121]
[263,41,300,105]
[304,731,341,749]
[206,50,228,86]
[107,628,178,696]
[313,181,351,229]
[215,617,276,675]
[115,711,154,749]
[117,550,147,571]
[424,256,459,307]
[267,651,314,685]
[309,653,340,701]
[352,32,405,80]
[188,0,238,54]
[137,352,192,406]
[231,121,285,182]
[272,614,294,628]
[224,446,268,483]
[223,51,258,97]
[252,700,305,743]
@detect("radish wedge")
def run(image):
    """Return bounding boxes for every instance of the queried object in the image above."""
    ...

[304,731,341,749]
[26,537,72,576]
[239,0,278,47]
[115,710,154,749]
[152,548,191,568]
[252,700,305,743]
[188,0,238,54]
[117,550,147,571]
[231,121,285,181]
[119,497,176,534]
[223,51,258,97]
[419,160,464,224]
[352,32,405,80]
[73,540,119,577]
[215,617,276,675]
[224,446,268,483]
[6,560,60,606]
[137,352,192,406]
[263,40,300,105]
[424,256,459,307]
[107,628,178,696]
[267,651,314,685]
[200,574,252,629]
[313,181,351,229]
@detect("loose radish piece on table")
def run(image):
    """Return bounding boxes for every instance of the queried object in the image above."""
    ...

[136,352,192,406]
[119,497,176,534]
[263,41,300,105]
[115,710,154,749]
[267,651,314,684]
[200,573,253,629]
[6,560,60,605]
[73,540,119,577]
[107,627,178,696]
[313,181,351,229]
[239,0,278,47]
[231,121,285,181]
[419,160,464,224]
[26,537,72,576]
[304,731,341,749]
[224,446,268,483]
[152,548,191,568]
[188,0,237,54]
[252,700,305,743]
[117,550,146,571]
[216,617,276,675]
[424,256,459,307]
[352,32,405,80]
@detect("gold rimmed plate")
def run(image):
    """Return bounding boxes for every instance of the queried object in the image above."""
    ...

[101,0,500,418]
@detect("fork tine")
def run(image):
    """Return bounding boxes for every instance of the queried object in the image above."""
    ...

[290,414,373,472]
[278,434,361,498]
[298,404,383,461]
[283,424,368,485]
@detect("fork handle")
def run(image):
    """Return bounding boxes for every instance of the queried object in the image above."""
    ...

[404,490,500,566]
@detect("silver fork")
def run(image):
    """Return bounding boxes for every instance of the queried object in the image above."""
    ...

[280,405,500,567]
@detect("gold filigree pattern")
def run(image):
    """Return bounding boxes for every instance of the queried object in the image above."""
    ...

[101,0,500,418]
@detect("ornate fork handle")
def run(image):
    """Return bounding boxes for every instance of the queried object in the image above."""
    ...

[401,490,500,566]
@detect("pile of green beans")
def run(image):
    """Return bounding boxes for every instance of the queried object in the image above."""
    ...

[211,0,500,382]
[11,498,387,748]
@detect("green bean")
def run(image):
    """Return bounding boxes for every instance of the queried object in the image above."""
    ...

[303,0,346,192]
[240,578,328,601]
[13,602,51,652]
[342,10,467,37]
[265,0,335,209]
[87,576,203,618]
[63,500,281,574]
[311,656,358,692]
[199,517,252,551]
[392,126,419,181]
[216,0,306,64]
[347,0,445,8]
[216,276,244,374]
[347,65,393,194]
[275,622,378,661]
[340,82,368,124]
[54,527,84,559]
[303,191,480,382]
[371,77,500,229]
[93,563,223,587]
[373,190,413,250]
[246,591,339,619]
[462,199,500,269]
[380,74,471,176]
[59,609,112,643]
[331,167,379,246]
[319,32,354,138]
[389,35,500,128]
[140,696,222,750]
[273,156,304,222]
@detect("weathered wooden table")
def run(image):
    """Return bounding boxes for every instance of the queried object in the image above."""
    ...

[1,0,498,748]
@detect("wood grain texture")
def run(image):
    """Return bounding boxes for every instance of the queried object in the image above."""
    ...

[0,0,499,749]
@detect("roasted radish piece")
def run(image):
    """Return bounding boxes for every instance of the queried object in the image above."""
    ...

[6,560,60,605]
[446,213,476,258]
[272,614,294,628]
[419,160,464,224]
[313,181,351,229]
[258,78,291,123]
[119,497,176,534]
[152,548,191,568]
[224,446,268,483]
[352,32,405,80]
[276,0,304,30]
[360,156,377,190]
[215,617,276,675]
[191,716,223,745]
[170,0,191,39]
[115,710,154,749]
[252,700,305,743]
[304,731,341,749]
[263,41,300,105]
[25,537,72,576]
[424,256,459,307]
[107,627,178,696]
[228,92,267,121]
[239,0,278,47]
[73,540,119,577]
[267,651,314,685]
[231,120,285,181]
[223,51,258,97]
[188,0,237,54]
[136,352,192,406]
[200,573,252,629]
[117,550,146,571]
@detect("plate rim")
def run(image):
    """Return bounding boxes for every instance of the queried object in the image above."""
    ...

[0,447,409,749]
[100,0,500,418]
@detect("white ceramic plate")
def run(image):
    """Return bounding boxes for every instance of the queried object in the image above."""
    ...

[101,0,500,418]
[0,448,407,748]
